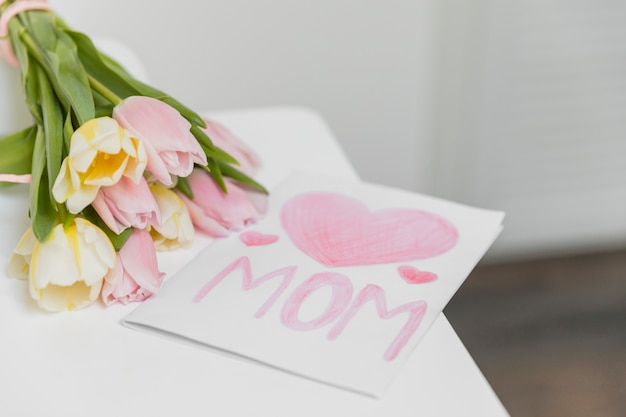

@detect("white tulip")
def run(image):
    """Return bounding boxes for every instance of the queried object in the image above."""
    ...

[8,218,116,312]
[149,184,194,251]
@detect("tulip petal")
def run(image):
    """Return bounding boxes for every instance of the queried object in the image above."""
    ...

[101,229,165,305]
[20,218,115,312]
[93,176,161,234]
[150,184,194,250]
[74,218,116,285]
[91,192,122,234]
[201,118,261,176]
[141,139,173,185]
[52,117,148,213]
[7,228,37,280]
[113,96,206,180]
[242,186,269,217]
[51,159,72,204]
[119,229,163,293]
[31,224,81,288]
[65,184,101,214]
[183,170,266,236]
[102,257,137,305]
[182,196,229,237]
[33,279,103,312]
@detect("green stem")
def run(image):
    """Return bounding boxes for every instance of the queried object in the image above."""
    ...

[88,74,122,106]
[62,208,75,231]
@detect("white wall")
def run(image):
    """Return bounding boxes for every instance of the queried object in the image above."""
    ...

[7,0,624,261]
[432,0,626,260]
[50,0,439,193]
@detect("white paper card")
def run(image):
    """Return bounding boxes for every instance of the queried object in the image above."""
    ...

[124,172,504,397]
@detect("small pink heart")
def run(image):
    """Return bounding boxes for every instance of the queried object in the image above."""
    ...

[239,231,279,246]
[398,265,438,284]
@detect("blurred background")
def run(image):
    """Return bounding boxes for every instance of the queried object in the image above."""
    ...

[12,0,626,415]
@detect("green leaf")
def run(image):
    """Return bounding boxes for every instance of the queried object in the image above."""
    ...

[190,126,217,151]
[52,30,95,124]
[63,112,73,151]
[92,89,115,117]
[205,159,227,192]
[30,127,57,241]
[22,10,56,47]
[191,126,240,165]
[94,102,115,118]
[26,12,95,125]
[203,146,240,165]
[8,21,42,125]
[17,13,67,116]
[32,171,57,241]
[218,162,268,195]
[66,30,140,101]
[175,176,194,199]
[36,64,64,196]
[0,126,36,175]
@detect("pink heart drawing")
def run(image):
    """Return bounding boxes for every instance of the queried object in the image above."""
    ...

[280,192,459,267]
[239,231,279,246]
[398,265,438,284]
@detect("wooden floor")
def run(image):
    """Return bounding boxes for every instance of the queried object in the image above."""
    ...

[444,249,626,417]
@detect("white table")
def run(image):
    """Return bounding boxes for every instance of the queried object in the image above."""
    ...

[0,106,508,416]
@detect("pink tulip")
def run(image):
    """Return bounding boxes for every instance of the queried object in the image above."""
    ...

[179,168,268,237]
[113,96,207,185]
[201,118,261,176]
[92,176,161,234]
[101,229,165,305]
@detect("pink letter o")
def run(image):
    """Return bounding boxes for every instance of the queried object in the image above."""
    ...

[280,273,353,331]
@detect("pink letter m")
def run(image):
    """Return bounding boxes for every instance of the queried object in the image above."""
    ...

[192,256,297,318]
[327,284,428,361]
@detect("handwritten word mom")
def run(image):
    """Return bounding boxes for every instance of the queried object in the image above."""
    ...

[192,256,427,361]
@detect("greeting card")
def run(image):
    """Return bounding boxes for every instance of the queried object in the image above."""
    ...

[124,172,504,397]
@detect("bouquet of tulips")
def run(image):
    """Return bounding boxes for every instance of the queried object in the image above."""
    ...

[0,0,267,311]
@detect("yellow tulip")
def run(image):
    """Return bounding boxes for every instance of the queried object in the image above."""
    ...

[7,218,116,312]
[52,117,147,213]
[149,184,194,251]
